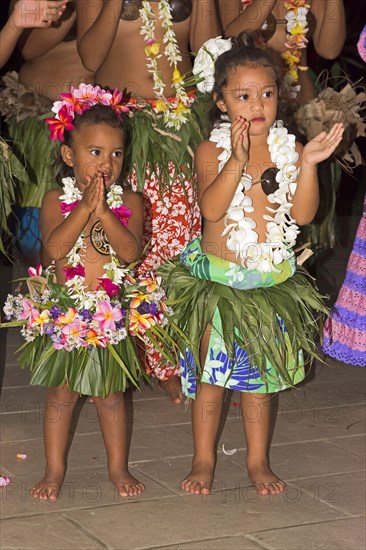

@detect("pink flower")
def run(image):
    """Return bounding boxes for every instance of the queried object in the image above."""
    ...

[28,264,42,277]
[111,205,132,227]
[93,300,123,331]
[60,200,79,215]
[97,89,113,106]
[61,318,87,341]
[63,264,85,281]
[73,83,99,103]
[97,278,120,298]
[20,298,39,321]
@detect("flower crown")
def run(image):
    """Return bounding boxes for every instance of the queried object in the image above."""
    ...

[192,37,233,94]
[45,83,130,142]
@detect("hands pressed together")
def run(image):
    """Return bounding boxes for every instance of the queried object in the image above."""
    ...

[81,171,109,220]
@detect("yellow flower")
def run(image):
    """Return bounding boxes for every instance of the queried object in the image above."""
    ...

[281,50,300,65]
[145,42,160,57]
[31,310,50,334]
[288,67,299,82]
[155,100,168,112]
[290,23,305,36]
[173,101,190,115]
[172,67,183,85]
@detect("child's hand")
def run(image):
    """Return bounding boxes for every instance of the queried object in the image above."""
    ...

[94,172,109,220]
[302,123,344,167]
[231,116,249,165]
[80,172,100,213]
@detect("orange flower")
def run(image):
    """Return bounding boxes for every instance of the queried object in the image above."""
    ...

[57,308,77,325]
[129,309,155,335]
[85,329,107,347]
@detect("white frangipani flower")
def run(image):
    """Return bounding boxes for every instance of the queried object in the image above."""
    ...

[209,120,300,273]
[192,37,233,93]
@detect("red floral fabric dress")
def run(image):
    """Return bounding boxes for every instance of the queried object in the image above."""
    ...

[129,161,201,380]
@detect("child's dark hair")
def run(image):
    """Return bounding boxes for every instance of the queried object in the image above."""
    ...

[210,31,288,127]
[53,103,125,185]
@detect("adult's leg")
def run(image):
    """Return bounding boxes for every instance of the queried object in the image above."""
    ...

[241,392,285,496]
[93,391,145,497]
[30,386,80,501]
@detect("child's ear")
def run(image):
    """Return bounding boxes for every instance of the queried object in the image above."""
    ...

[214,94,227,113]
[60,144,74,167]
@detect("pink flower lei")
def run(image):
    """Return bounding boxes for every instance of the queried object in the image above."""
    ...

[45,83,130,142]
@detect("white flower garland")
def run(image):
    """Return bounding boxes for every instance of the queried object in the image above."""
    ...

[210,120,300,273]
[60,177,128,308]
[139,0,192,129]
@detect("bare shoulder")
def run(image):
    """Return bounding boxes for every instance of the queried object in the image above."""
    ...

[41,189,63,209]
[122,189,143,210]
[195,139,220,169]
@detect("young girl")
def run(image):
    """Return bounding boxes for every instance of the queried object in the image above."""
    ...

[161,32,344,496]
[23,87,146,501]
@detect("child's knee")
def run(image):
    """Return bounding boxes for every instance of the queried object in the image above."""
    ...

[93,391,124,410]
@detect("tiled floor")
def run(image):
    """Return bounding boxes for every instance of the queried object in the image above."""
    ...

[0,214,365,549]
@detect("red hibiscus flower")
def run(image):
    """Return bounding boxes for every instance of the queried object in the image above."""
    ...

[63,264,85,281]
[97,277,120,297]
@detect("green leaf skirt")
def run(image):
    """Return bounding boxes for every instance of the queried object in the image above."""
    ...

[17,333,148,398]
[159,238,329,398]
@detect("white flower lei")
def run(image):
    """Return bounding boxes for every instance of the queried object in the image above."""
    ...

[210,120,300,273]
[139,0,193,129]
[60,177,128,308]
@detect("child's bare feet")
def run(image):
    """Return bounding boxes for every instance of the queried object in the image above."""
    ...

[247,461,285,496]
[159,375,185,405]
[109,469,145,497]
[30,470,65,501]
[181,461,214,495]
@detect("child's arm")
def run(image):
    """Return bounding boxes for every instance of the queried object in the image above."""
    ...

[1,0,67,68]
[94,174,143,265]
[77,0,122,73]
[291,123,344,225]
[197,116,249,222]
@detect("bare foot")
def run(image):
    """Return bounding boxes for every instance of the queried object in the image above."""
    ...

[30,471,65,502]
[158,375,184,405]
[247,461,286,496]
[110,469,145,497]
[181,461,214,495]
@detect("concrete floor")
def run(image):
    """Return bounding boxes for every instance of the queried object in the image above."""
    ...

[0,215,365,550]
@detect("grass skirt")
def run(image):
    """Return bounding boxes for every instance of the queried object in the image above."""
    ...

[18,334,146,398]
[159,238,328,398]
